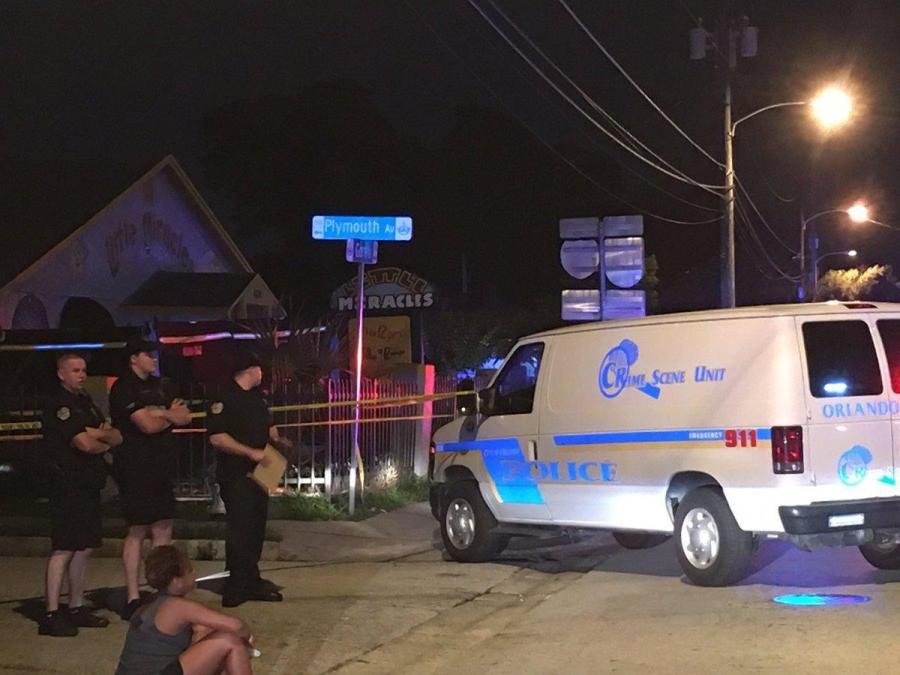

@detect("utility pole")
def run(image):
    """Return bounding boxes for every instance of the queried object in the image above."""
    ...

[691,11,757,308]
[723,80,735,309]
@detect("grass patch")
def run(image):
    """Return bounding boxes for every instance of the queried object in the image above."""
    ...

[268,472,430,522]
[268,494,344,521]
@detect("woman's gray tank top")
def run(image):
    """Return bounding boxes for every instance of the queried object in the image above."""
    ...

[115,594,193,675]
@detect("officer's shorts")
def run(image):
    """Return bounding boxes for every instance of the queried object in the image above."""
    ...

[49,486,102,551]
[117,469,175,526]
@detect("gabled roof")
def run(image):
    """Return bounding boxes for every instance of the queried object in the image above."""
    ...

[124,272,255,307]
[0,155,252,289]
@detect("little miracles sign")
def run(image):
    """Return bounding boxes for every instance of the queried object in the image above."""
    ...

[331,267,436,312]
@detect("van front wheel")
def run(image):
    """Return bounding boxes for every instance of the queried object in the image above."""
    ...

[441,481,509,562]
[859,541,900,569]
[674,487,753,586]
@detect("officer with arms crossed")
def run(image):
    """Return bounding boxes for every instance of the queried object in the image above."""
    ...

[207,350,288,607]
[40,352,123,636]
[110,340,193,619]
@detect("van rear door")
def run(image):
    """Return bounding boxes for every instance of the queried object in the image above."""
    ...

[799,317,895,501]
[875,317,900,493]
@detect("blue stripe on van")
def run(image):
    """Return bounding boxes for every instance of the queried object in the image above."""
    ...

[555,428,772,446]
[436,438,545,505]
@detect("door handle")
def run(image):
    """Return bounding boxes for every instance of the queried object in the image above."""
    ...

[527,439,538,461]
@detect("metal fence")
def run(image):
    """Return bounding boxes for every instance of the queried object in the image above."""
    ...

[1,375,461,501]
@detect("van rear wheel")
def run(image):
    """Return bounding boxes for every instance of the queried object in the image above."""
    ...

[674,487,753,586]
[612,531,670,550]
[441,481,509,562]
[859,541,900,569]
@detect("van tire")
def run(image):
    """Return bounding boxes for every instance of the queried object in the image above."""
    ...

[441,481,509,562]
[612,531,670,550]
[859,542,900,569]
[674,487,753,586]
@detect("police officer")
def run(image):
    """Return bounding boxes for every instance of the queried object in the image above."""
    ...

[40,352,123,637]
[109,340,192,619]
[207,349,288,607]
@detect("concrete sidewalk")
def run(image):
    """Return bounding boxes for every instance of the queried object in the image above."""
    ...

[0,502,440,563]
[273,501,440,563]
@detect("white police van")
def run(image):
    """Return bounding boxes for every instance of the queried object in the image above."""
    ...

[430,302,900,586]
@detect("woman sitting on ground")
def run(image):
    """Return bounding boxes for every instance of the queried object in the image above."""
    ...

[116,545,255,675]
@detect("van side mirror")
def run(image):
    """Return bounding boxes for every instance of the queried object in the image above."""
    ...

[456,391,477,415]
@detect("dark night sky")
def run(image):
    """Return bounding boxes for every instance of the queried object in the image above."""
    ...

[3,0,899,315]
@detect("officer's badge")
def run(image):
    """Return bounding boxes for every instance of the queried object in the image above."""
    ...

[211,402,224,415]
[56,407,71,421]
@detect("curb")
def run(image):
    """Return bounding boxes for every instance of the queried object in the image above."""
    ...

[0,536,281,561]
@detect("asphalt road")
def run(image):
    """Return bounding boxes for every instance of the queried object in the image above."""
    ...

[2,527,900,674]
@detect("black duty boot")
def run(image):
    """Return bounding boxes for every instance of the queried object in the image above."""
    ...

[38,610,78,637]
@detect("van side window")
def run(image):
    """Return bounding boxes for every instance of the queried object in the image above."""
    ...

[877,320,900,393]
[802,321,882,397]
[491,343,545,415]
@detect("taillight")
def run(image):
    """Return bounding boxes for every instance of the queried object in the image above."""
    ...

[772,426,803,474]
[428,443,436,480]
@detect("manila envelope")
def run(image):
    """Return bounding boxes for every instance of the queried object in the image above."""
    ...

[249,444,287,494]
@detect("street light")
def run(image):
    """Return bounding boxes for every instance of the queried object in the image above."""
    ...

[722,86,853,308]
[848,202,869,223]
[800,205,869,300]
[810,87,853,130]
[812,249,857,300]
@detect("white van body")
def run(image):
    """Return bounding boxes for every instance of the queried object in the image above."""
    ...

[430,303,900,585]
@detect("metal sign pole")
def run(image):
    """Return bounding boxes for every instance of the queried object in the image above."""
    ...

[349,260,365,515]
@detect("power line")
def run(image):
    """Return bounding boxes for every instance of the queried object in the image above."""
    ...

[485,0,723,204]
[734,175,798,254]
[402,0,723,226]
[674,0,700,24]
[466,0,730,191]
[557,0,725,169]
[735,199,801,281]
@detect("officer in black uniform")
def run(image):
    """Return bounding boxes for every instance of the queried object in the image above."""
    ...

[207,349,287,607]
[109,339,192,619]
[40,352,123,637]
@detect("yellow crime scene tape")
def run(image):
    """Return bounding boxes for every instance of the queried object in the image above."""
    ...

[0,390,476,439]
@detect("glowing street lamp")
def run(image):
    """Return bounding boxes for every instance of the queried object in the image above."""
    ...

[813,249,858,299]
[800,204,870,300]
[722,85,854,308]
[848,203,869,223]
[810,87,853,130]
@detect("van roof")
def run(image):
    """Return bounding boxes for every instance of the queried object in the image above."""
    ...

[530,301,900,339]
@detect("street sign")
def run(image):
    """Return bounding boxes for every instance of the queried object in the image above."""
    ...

[604,236,644,288]
[602,215,643,237]
[559,217,600,239]
[561,289,601,321]
[603,289,646,320]
[312,215,413,241]
[346,239,378,264]
[560,239,599,279]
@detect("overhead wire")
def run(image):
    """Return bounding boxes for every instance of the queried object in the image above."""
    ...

[484,0,723,205]
[465,0,730,191]
[735,218,784,282]
[734,175,798,254]
[735,199,801,281]
[402,0,723,225]
[557,0,725,169]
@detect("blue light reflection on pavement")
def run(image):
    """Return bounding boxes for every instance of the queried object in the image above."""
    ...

[773,594,870,606]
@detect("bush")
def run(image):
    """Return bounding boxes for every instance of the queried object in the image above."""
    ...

[268,494,344,521]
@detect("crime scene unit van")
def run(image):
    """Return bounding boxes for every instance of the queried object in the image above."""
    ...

[430,302,900,586]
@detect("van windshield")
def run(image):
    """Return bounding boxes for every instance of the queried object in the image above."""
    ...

[877,320,900,393]
[801,320,882,398]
